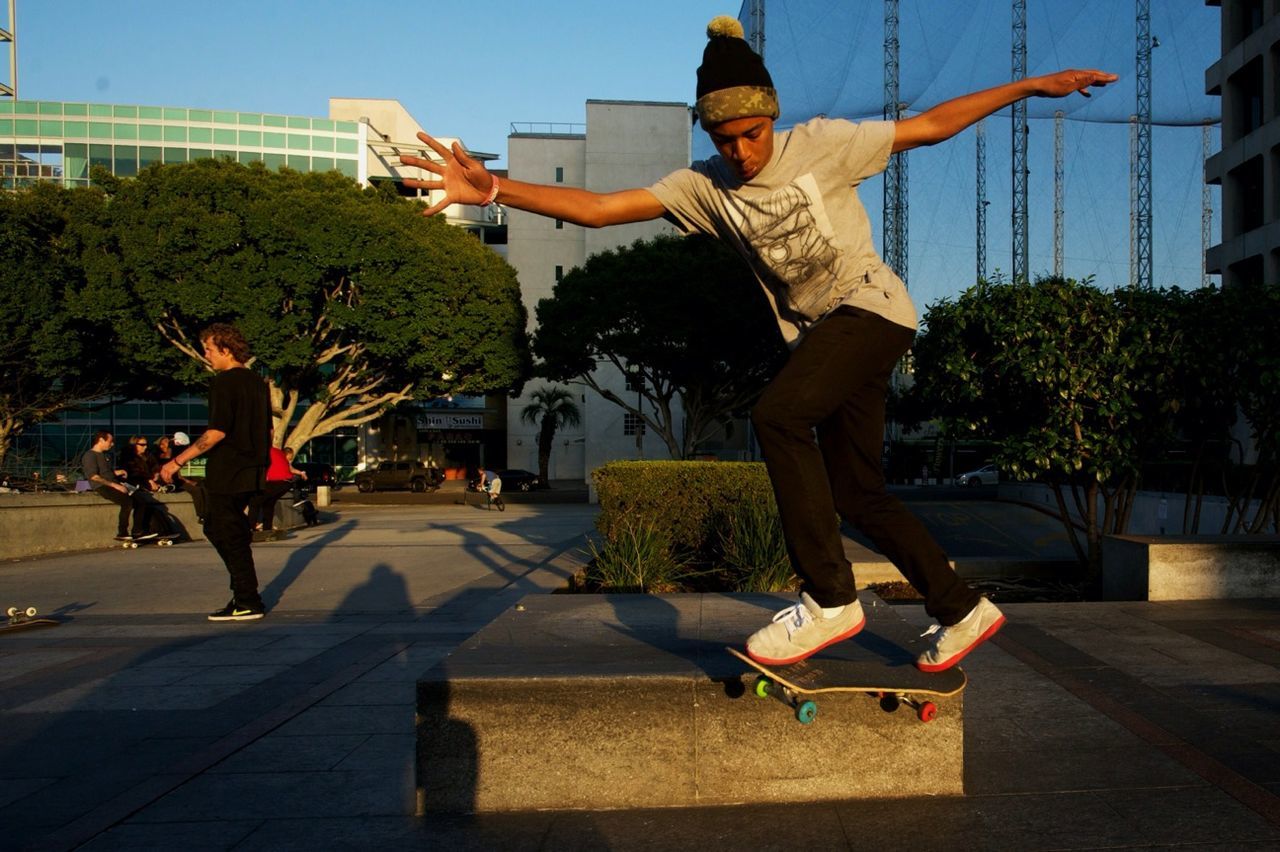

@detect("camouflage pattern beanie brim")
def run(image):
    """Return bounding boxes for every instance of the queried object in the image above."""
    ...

[695,15,779,126]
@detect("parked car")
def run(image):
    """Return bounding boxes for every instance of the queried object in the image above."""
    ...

[955,463,1000,487]
[354,460,441,493]
[293,462,337,490]
[496,469,544,492]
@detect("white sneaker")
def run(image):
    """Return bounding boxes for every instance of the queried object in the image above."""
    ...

[746,592,866,666]
[916,597,1006,672]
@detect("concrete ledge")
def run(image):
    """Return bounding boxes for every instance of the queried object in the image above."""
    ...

[0,492,309,561]
[416,593,963,813]
[1102,534,1280,600]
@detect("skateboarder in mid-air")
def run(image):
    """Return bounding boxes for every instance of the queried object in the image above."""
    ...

[399,17,1115,671]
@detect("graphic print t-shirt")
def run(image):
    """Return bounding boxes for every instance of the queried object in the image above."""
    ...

[648,118,916,346]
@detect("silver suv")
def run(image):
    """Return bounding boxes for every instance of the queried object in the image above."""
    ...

[354,460,442,493]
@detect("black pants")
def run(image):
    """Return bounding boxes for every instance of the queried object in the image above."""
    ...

[203,490,262,608]
[248,481,292,529]
[750,306,979,626]
[94,486,154,537]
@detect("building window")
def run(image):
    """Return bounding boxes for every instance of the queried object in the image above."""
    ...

[555,219,564,230]
[555,166,564,183]
[1231,155,1264,232]
[555,265,564,282]
[623,413,646,436]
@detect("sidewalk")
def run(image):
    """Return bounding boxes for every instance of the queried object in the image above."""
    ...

[1,504,1278,850]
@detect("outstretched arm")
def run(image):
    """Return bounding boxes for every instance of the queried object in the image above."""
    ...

[893,69,1117,153]
[398,133,667,228]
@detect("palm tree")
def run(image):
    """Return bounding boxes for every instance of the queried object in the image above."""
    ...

[520,386,582,486]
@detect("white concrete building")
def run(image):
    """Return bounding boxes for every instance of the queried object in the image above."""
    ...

[503,100,692,484]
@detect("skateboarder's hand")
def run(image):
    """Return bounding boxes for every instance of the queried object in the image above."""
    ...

[398,132,496,216]
[159,461,177,484]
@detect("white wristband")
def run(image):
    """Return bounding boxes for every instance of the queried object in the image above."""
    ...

[480,175,500,206]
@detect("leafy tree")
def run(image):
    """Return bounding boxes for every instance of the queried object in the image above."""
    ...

[519,384,582,485]
[912,276,1185,578]
[0,182,147,469]
[78,160,529,451]
[533,234,787,459]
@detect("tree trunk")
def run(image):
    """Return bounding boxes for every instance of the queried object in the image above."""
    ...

[537,415,556,483]
[0,420,13,471]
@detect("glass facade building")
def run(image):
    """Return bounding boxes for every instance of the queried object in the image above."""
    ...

[3,97,508,482]
[1,99,362,188]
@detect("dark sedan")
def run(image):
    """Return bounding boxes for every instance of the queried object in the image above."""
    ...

[497,469,544,492]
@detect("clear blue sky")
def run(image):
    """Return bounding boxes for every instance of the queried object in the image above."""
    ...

[16,0,725,160]
[12,1,1220,303]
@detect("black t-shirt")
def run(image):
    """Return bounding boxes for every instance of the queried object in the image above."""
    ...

[205,367,270,495]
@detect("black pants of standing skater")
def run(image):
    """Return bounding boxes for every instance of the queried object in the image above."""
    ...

[750,305,980,627]
[203,491,263,609]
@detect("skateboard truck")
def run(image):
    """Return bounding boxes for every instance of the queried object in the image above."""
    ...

[6,606,38,622]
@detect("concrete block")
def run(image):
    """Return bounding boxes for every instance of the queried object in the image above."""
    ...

[0,492,204,560]
[416,593,964,813]
[1103,535,1280,601]
[0,490,307,560]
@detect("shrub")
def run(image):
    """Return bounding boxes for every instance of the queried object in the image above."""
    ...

[593,461,775,562]
[582,519,690,593]
[592,461,799,592]
[719,493,796,592]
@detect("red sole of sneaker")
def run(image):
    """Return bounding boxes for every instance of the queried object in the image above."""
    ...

[746,614,867,667]
[916,614,1007,673]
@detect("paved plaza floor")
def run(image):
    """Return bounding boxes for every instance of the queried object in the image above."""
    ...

[1,503,1278,850]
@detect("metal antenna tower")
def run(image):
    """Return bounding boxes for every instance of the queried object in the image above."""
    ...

[1202,123,1213,288]
[1130,115,1138,286]
[1011,0,1028,282]
[747,0,765,60]
[1134,0,1153,288]
[976,119,988,281]
[1,0,15,99]
[883,0,908,285]
[1054,110,1064,278]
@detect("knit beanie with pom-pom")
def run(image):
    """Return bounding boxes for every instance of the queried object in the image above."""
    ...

[695,15,779,126]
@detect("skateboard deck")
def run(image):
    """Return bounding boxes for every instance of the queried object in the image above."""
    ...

[727,642,966,724]
[2,605,61,634]
[120,533,178,549]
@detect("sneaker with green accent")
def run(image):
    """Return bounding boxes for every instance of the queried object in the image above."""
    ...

[746,592,866,666]
[916,597,1005,672]
[207,600,265,622]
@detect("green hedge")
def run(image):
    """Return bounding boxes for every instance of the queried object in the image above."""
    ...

[594,461,772,554]
[590,461,795,593]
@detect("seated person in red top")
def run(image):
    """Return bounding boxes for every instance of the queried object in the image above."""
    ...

[249,445,295,532]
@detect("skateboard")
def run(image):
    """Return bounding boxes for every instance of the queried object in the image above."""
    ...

[727,645,966,724]
[119,533,178,549]
[2,605,61,634]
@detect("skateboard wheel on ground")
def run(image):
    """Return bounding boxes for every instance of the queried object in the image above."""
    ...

[795,700,818,724]
[917,702,938,723]
[158,538,174,546]
[753,675,773,699]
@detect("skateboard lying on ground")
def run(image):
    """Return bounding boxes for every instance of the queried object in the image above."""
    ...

[2,605,61,634]
[119,533,178,549]
[727,644,966,724]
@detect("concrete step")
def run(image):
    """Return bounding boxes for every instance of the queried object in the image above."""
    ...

[416,592,964,813]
